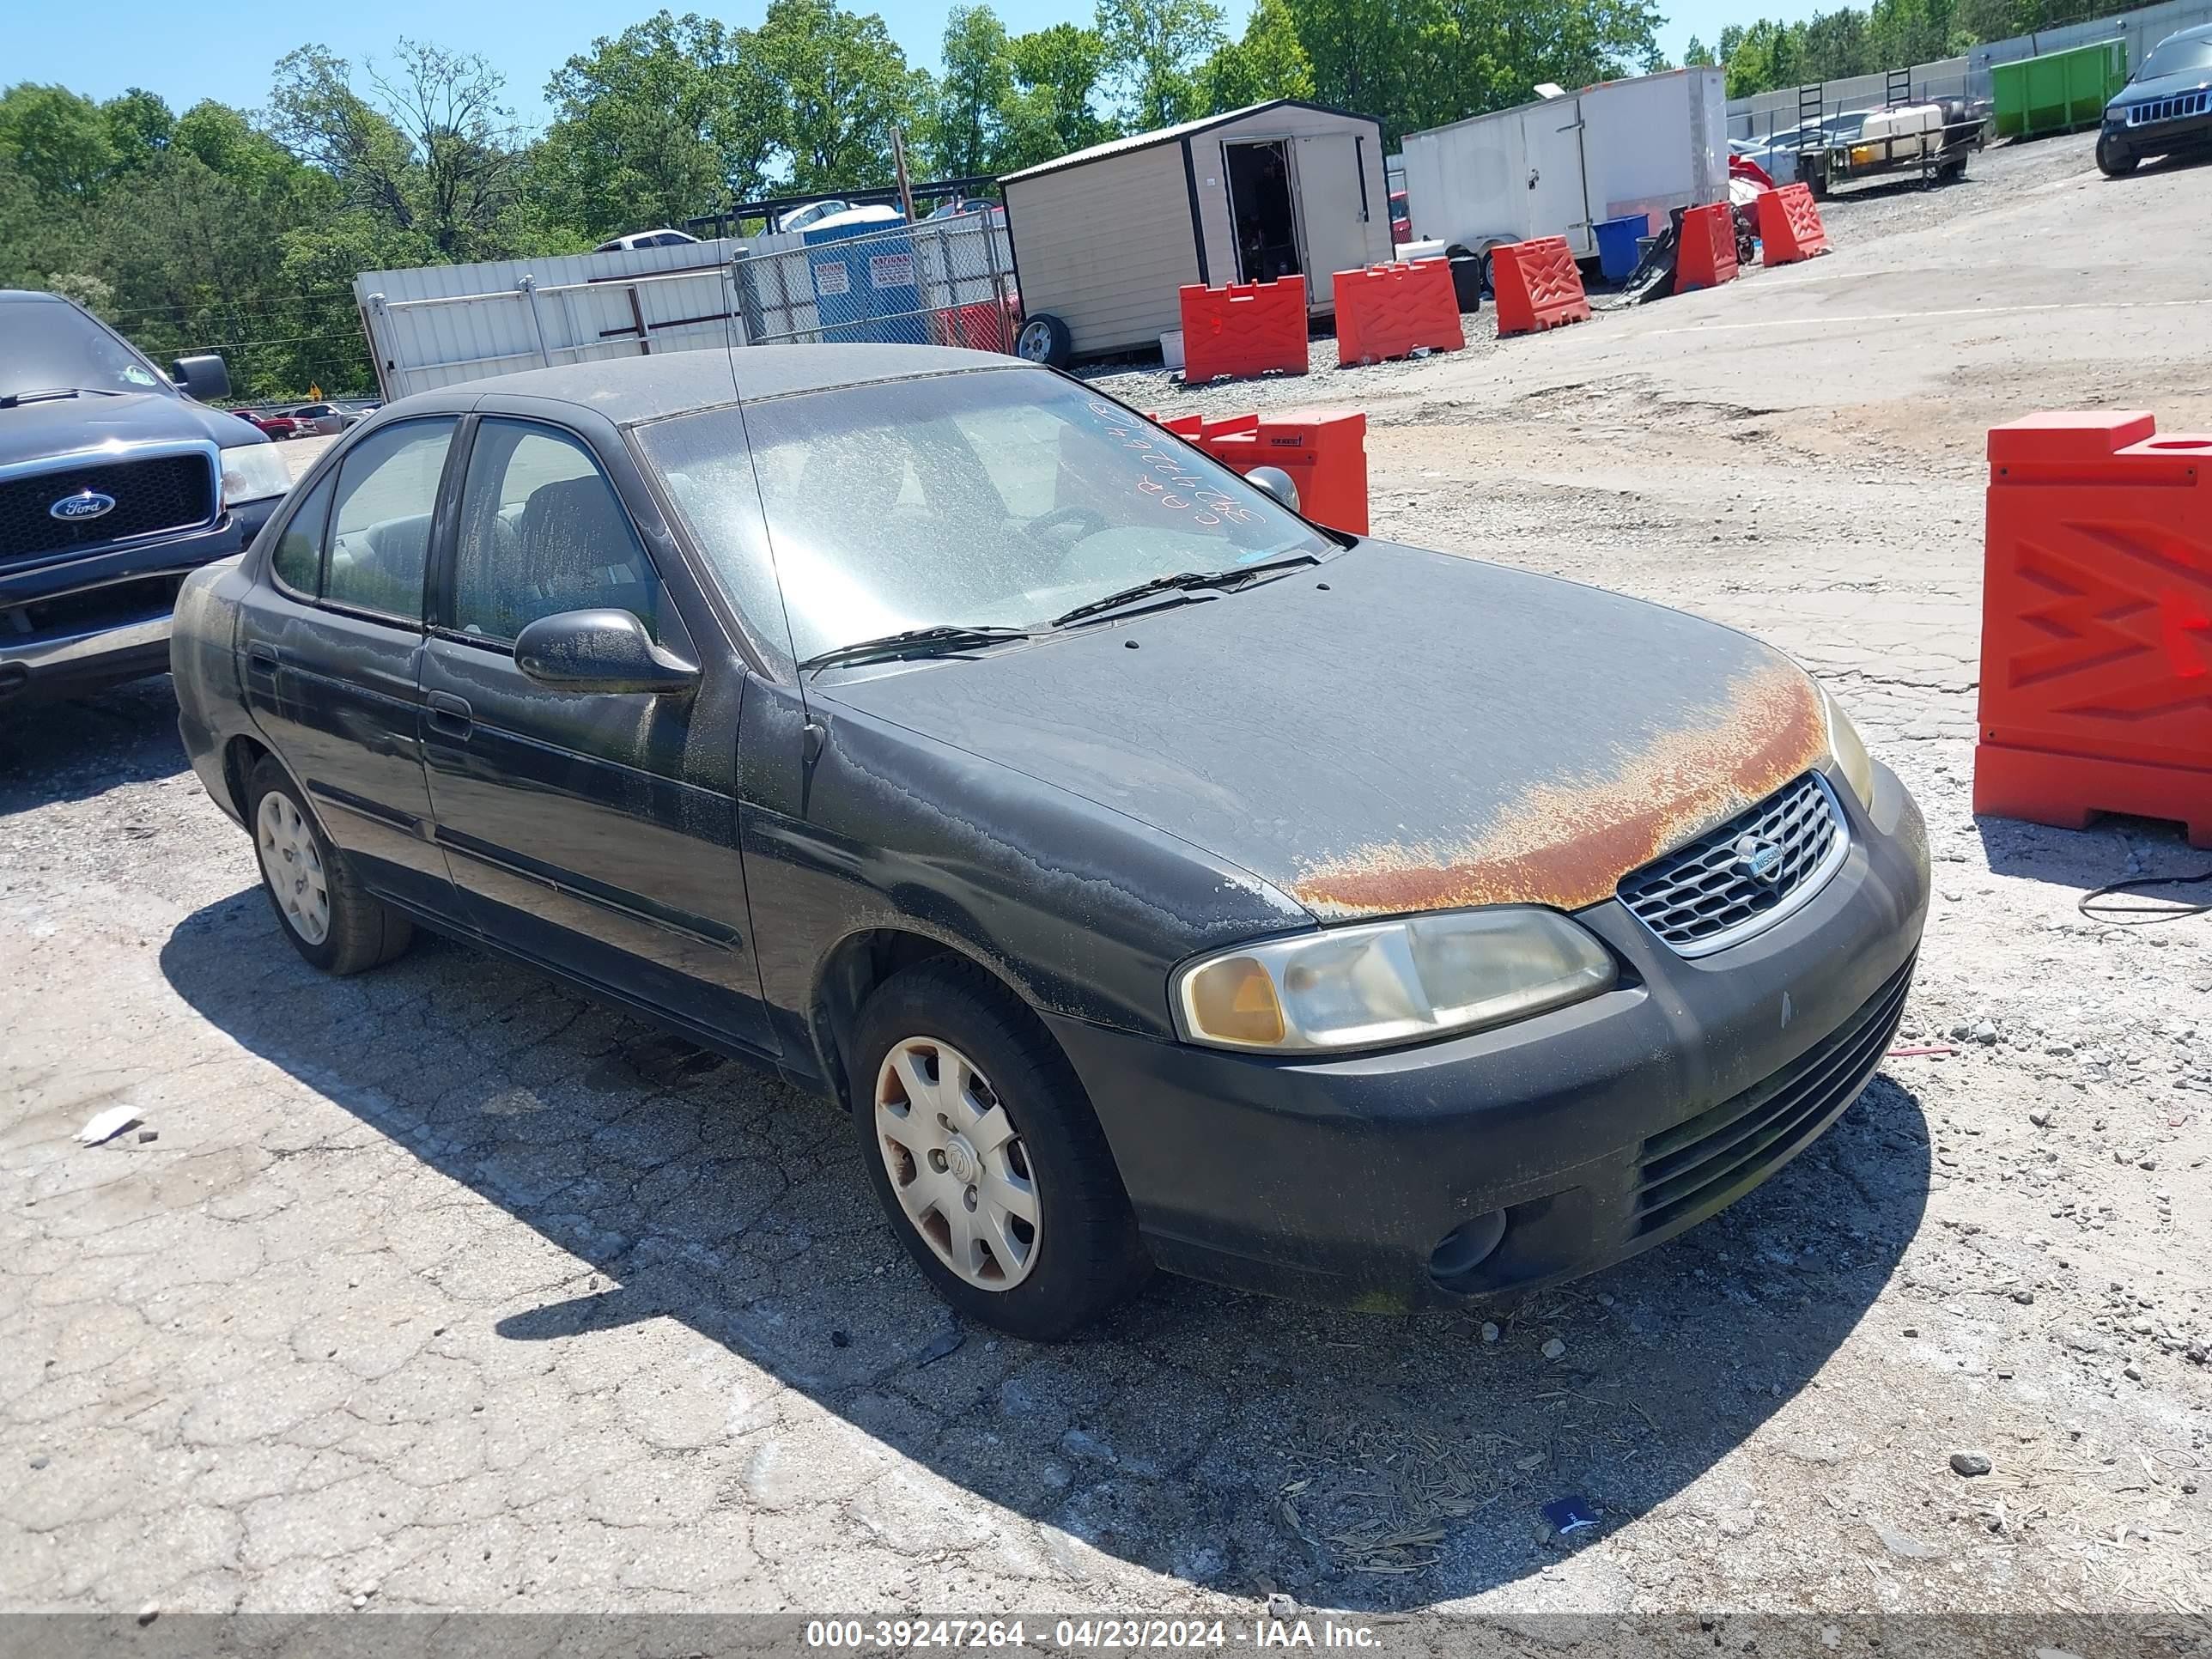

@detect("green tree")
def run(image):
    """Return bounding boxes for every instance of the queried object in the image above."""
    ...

[1200,0,1316,112]
[0,84,118,198]
[931,4,1015,174]
[752,0,928,191]
[540,12,775,240]
[1096,0,1225,130]
[1682,33,1715,64]
[1000,23,1115,168]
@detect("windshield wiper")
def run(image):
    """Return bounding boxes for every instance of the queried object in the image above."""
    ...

[0,386,126,409]
[1050,552,1321,629]
[799,624,1033,672]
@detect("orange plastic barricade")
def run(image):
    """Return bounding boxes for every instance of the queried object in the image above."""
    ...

[1155,409,1370,536]
[1332,259,1465,367]
[927,295,1018,353]
[1974,410,2212,846]
[1491,238,1590,337]
[1758,183,1830,265]
[1178,280,1308,383]
[1674,202,1738,292]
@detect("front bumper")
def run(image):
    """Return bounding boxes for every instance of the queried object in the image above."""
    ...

[1048,760,1930,1310]
[2107,109,2212,157]
[0,496,279,701]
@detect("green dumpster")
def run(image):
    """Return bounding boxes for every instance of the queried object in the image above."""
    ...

[1990,40,2129,138]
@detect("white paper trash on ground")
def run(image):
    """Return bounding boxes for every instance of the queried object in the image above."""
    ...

[76,1106,140,1146]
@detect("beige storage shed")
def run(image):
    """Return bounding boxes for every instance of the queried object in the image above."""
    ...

[1000,100,1392,365]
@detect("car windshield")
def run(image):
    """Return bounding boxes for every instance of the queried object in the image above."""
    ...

[0,300,170,401]
[2139,36,2212,79]
[641,369,1333,665]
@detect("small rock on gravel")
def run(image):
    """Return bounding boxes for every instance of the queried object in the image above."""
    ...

[1540,1337,1567,1360]
[1950,1450,1993,1477]
[1480,1321,1500,1343]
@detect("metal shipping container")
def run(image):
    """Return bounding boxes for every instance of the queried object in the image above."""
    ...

[998,98,1393,364]
[1400,67,1729,262]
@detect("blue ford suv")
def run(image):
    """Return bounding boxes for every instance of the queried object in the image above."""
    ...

[2101,23,2212,176]
[1,290,295,704]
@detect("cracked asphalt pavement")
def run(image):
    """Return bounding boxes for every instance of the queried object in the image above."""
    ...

[4,131,2209,1625]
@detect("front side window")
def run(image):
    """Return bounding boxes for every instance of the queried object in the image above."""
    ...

[449,421,658,641]
[325,419,455,621]
[640,369,1329,665]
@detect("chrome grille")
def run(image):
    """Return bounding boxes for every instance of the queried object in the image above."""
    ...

[2127,89,2211,126]
[1617,772,1846,956]
[0,452,218,567]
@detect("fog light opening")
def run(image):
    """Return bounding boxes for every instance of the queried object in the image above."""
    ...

[1429,1210,1509,1286]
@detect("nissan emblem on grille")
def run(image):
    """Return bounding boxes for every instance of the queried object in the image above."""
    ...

[1733,834,1785,884]
[1617,772,1850,956]
[49,489,117,522]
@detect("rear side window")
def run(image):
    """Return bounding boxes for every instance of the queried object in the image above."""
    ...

[270,472,334,594]
[325,420,456,622]
[449,420,658,641]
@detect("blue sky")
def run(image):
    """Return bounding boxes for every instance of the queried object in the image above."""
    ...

[9,0,1771,131]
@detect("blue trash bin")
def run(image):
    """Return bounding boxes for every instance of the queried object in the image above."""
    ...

[1593,214,1649,283]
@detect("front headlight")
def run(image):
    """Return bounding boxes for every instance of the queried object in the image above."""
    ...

[1173,907,1617,1054]
[1819,683,1876,811]
[218,442,294,506]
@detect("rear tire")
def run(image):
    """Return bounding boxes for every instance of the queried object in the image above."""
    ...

[849,958,1149,1339]
[1015,312,1073,369]
[2096,131,2137,177]
[246,756,413,975]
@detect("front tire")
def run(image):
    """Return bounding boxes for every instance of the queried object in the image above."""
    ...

[246,757,413,975]
[850,959,1148,1339]
[2096,131,2137,177]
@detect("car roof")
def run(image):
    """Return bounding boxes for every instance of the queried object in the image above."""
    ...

[389,344,1028,427]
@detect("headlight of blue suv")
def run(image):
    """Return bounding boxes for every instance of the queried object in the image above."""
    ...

[1819,681,1877,811]
[1172,907,1617,1054]
[219,443,294,507]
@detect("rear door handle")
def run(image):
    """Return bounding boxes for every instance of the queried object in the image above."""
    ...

[425,690,473,738]
[246,642,278,678]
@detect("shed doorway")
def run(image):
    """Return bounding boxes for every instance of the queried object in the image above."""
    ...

[1224,140,1303,284]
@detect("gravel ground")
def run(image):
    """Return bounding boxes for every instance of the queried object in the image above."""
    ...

[3,129,2209,1633]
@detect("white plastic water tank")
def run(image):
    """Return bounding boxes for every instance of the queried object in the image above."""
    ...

[1855,103,1943,163]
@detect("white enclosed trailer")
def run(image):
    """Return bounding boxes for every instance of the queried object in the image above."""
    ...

[1400,67,1728,261]
[999,98,1391,364]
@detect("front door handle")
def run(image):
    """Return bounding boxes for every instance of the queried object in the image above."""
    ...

[425,690,473,738]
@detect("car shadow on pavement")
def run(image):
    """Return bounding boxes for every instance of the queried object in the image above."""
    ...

[160,890,1930,1612]
[0,676,189,816]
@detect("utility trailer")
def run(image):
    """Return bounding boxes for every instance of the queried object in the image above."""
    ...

[1790,72,1985,197]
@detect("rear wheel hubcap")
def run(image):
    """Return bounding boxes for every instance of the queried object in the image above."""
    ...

[256,792,330,945]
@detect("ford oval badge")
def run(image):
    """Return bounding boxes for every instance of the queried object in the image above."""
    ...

[50,489,118,522]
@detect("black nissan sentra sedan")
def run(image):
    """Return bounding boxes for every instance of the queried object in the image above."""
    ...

[173,346,1929,1338]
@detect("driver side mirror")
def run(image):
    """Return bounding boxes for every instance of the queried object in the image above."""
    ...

[514,609,699,696]
[170,353,231,403]
[1244,465,1301,514]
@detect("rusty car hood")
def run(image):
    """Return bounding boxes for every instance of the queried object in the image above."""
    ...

[817,540,1832,922]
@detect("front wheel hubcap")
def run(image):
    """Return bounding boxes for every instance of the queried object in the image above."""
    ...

[256,792,331,945]
[874,1037,1040,1290]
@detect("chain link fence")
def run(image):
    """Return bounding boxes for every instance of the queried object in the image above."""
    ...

[731,216,1018,354]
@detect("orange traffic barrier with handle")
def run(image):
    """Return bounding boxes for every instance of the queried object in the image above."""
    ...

[1178,279,1308,383]
[1333,259,1464,367]
[1974,410,2212,846]
[1674,202,1738,292]
[1758,183,1830,265]
[1491,238,1590,337]
[1156,409,1370,536]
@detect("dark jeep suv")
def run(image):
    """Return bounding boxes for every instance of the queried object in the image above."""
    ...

[1,290,295,703]
[2100,23,2212,176]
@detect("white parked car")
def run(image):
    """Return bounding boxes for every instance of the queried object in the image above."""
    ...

[592,228,702,252]
[775,200,853,234]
